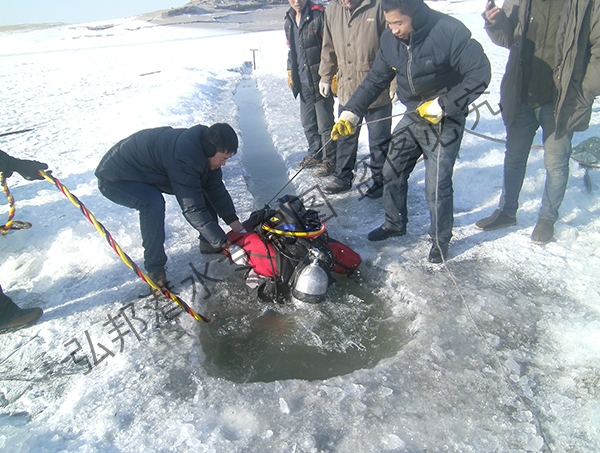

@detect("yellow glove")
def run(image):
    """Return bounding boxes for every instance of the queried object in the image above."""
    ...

[287,70,294,91]
[416,98,444,124]
[331,111,360,141]
[331,74,338,96]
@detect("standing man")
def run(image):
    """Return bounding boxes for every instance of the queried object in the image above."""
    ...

[319,0,393,198]
[331,0,490,262]
[285,0,337,176]
[475,0,600,245]
[0,150,46,331]
[95,123,246,289]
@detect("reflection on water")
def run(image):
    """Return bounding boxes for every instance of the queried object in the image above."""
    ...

[234,77,294,209]
[199,265,413,383]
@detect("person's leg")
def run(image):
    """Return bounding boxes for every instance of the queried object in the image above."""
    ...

[330,103,360,188]
[499,104,540,217]
[379,114,422,232]
[421,115,465,247]
[299,87,323,163]
[0,286,20,322]
[537,103,573,223]
[97,178,167,273]
[476,103,539,231]
[365,103,393,187]
[315,94,336,163]
[0,286,43,331]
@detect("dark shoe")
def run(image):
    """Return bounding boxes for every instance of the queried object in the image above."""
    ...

[367,224,406,241]
[199,238,221,254]
[315,161,335,177]
[364,183,383,199]
[475,210,517,231]
[0,307,43,330]
[297,155,322,169]
[324,180,351,194]
[531,218,554,245]
[428,241,449,264]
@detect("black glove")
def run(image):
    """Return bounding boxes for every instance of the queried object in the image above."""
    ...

[11,157,48,180]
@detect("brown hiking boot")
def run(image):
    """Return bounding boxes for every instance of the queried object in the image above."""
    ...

[315,161,335,177]
[297,155,322,169]
[148,269,168,298]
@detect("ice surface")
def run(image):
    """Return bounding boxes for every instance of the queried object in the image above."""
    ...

[1,1,599,452]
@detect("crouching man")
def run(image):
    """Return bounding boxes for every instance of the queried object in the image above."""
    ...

[331,0,491,262]
[95,123,245,287]
[0,149,46,331]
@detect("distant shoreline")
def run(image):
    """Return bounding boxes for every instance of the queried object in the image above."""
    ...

[0,5,288,34]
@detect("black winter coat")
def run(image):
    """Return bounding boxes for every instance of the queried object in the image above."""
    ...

[344,3,491,117]
[0,150,12,173]
[95,125,238,248]
[284,1,326,101]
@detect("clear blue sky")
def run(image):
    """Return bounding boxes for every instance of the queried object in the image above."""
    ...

[0,1,183,26]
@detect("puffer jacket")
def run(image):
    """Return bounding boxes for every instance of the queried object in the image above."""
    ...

[554,0,600,139]
[95,125,238,248]
[319,0,391,108]
[284,1,326,102]
[344,2,491,117]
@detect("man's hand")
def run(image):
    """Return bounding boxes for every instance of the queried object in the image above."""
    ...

[330,111,360,141]
[12,158,48,180]
[319,81,331,98]
[331,75,338,96]
[484,1,500,24]
[416,98,444,124]
[287,70,294,91]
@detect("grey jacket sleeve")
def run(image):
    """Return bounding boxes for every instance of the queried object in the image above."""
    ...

[318,6,338,85]
[582,0,600,99]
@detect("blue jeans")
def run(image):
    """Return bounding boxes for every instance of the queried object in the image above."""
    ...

[333,103,392,186]
[500,103,573,222]
[97,178,167,273]
[300,85,336,162]
[382,113,465,243]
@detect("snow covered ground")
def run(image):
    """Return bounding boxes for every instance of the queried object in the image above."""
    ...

[1,1,599,452]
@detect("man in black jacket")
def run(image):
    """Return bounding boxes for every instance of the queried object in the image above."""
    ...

[285,0,336,175]
[0,150,46,331]
[95,123,245,286]
[331,0,490,262]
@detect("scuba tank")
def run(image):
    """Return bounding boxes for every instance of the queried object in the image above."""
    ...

[291,248,331,304]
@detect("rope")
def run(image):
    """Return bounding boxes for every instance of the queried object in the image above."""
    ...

[429,119,551,451]
[464,127,544,150]
[0,173,32,235]
[38,170,211,323]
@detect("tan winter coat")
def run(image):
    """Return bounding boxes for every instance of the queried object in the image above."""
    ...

[319,0,391,108]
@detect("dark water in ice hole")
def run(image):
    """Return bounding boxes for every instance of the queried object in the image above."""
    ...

[197,78,412,383]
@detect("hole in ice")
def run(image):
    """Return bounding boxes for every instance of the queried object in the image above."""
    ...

[198,263,413,383]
